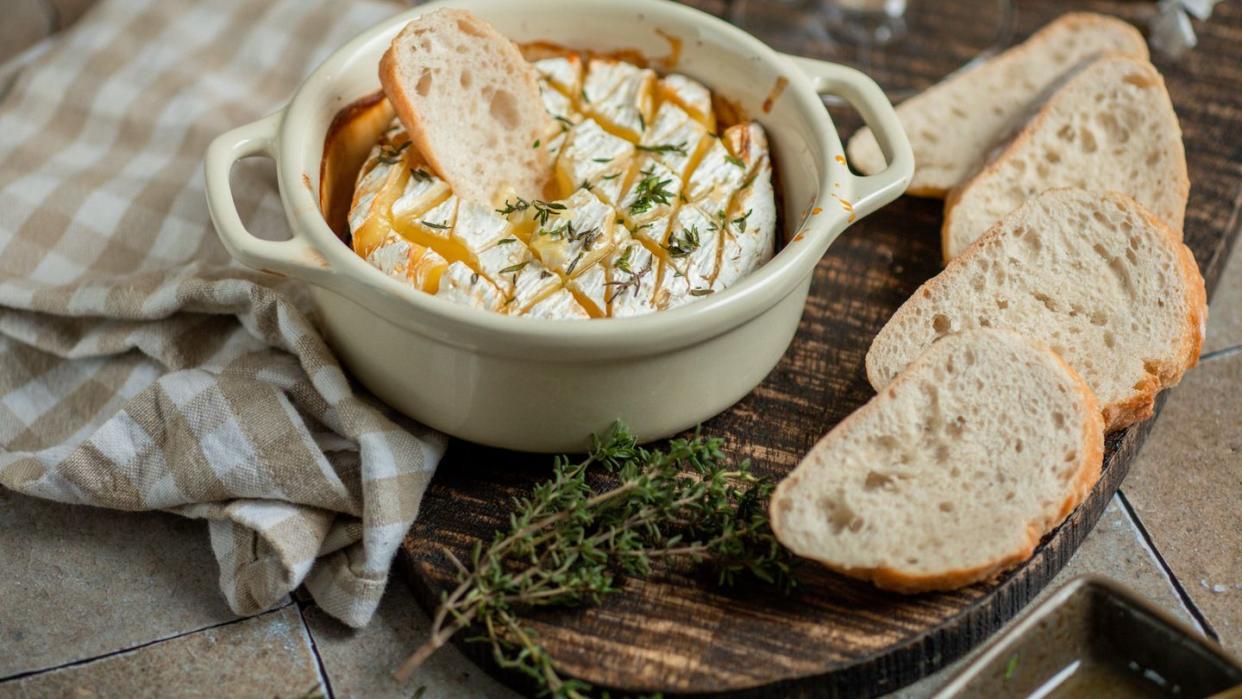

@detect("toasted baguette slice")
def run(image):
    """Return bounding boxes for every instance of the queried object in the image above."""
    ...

[847,13,1147,197]
[871,189,1205,431]
[771,329,1104,593]
[942,55,1188,260]
[379,9,555,204]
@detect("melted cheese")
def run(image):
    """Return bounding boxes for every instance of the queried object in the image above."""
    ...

[347,54,777,319]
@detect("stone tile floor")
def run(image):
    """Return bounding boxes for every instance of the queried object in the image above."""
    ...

[2,245,1240,698]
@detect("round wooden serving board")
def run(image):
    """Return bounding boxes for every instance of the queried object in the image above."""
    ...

[400,1,1242,696]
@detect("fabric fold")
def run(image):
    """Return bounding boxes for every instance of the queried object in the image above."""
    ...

[0,0,444,628]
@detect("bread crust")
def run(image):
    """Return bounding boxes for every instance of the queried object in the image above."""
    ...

[894,190,1205,432]
[848,13,1147,199]
[379,10,553,204]
[773,331,1105,593]
[941,55,1190,262]
[1094,193,1206,428]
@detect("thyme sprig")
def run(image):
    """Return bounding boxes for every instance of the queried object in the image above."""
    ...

[395,424,795,697]
[627,167,675,216]
[605,246,652,304]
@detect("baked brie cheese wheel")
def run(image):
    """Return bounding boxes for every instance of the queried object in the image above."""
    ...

[348,54,778,319]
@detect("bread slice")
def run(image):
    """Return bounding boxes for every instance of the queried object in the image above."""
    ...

[870,188,1205,431]
[847,13,1147,197]
[942,55,1188,260]
[379,9,555,204]
[771,328,1104,593]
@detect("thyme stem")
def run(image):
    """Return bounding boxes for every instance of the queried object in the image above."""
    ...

[395,423,795,697]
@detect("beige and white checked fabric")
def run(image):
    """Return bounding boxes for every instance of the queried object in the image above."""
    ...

[0,0,447,628]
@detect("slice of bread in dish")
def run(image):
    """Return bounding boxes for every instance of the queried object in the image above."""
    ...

[847,13,1147,198]
[870,188,1205,431]
[771,328,1104,593]
[380,9,556,204]
[942,55,1187,261]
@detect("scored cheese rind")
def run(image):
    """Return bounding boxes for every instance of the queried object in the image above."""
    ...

[663,204,722,297]
[686,137,748,215]
[659,74,714,131]
[620,157,681,228]
[642,101,709,179]
[525,287,590,319]
[507,258,561,313]
[568,262,609,317]
[716,158,777,289]
[349,49,778,319]
[527,189,619,278]
[606,241,659,317]
[435,261,505,311]
[533,55,583,97]
[556,119,635,204]
[583,59,656,141]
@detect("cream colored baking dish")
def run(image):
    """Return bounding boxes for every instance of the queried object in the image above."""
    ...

[204,0,913,453]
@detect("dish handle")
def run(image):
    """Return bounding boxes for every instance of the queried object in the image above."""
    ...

[204,111,335,284]
[782,54,914,219]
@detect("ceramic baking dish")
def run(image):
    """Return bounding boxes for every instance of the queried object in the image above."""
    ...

[204,0,913,452]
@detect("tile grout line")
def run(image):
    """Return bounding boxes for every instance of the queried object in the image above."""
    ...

[1116,490,1221,641]
[1199,343,1242,363]
[0,600,298,685]
[294,599,337,699]
[1112,495,1208,638]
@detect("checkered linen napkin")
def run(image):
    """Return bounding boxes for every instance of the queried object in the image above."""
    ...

[0,0,447,628]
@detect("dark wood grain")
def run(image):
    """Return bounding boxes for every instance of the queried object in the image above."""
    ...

[400,1,1242,696]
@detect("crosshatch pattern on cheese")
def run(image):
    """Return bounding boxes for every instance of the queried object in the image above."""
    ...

[347,52,778,319]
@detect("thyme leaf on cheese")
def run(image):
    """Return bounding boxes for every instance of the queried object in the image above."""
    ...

[732,209,753,234]
[532,200,567,226]
[725,154,746,169]
[499,261,528,275]
[565,251,585,277]
[395,423,796,697]
[637,140,688,156]
[690,288,714,297]
[420,220,451,230]
[627,167,675,216]
[376,141,410,165]
[605,250,652,304]
[496,198,530,216]
[496,198,566,227]
[664,225,701,258]
[409,167,433,182]
[614,244,633,274]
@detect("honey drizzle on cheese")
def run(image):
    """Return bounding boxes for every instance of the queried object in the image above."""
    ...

[349,52,776,319]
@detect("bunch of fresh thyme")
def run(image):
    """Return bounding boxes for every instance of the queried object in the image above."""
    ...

[395,423,795,698]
